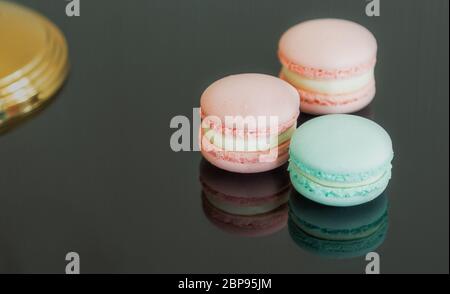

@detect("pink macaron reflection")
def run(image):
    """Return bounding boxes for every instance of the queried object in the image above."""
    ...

[199,160,290,237]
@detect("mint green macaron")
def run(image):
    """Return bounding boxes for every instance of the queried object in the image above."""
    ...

[288,114,393,207]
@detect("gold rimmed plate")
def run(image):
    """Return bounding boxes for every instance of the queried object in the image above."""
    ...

[0,1,50,87]
[0,21,68,99]
[0,25,59,97]
[0,1,69,128]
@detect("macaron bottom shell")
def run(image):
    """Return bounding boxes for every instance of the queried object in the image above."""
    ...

[289,167,391,207]
[200,126,293,173]
[201,142,290,174]
[298,83,375,115]
[280,72,375,115]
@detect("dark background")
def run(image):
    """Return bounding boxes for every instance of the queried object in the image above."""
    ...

[0,0,448,273]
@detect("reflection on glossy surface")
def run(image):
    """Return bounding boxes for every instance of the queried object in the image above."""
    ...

[0,86,65,135]
[200,159,290,237]
[288,190,389,258]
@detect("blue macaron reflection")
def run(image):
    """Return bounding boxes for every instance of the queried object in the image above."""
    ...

[288,190,389,259]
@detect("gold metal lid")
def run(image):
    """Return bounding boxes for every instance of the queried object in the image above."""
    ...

[0,1,69,128]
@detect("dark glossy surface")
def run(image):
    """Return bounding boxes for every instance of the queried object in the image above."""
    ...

[0,0,448,273]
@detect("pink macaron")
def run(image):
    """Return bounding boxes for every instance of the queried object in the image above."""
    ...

[278,19,377,114]
[200,73,300,173]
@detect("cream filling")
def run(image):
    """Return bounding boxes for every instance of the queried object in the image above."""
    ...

[204,190,289,216]
[203,124,296,152]
[282,66,374,95]
[291,164,386,188]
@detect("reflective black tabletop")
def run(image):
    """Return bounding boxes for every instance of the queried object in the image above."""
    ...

[0,0,448,273]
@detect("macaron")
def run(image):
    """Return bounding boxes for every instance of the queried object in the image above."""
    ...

[288,190,389,259]
[278,19,377,114]
[200,160,290,237]
[200,73,300,173]
[288,114,393,207]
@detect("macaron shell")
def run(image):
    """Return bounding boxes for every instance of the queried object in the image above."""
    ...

[280,71,376,114]
[289,166,391,207]
[298,83,376,114]
[290,115,393,176]
[200,125,292,173]
[279,19,377,72]
[201,143,289,173]
[200,73,299,126]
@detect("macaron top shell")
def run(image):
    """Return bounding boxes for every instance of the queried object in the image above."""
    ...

[290,114,393,177]
[201,74,299,128]
[279,19,377,72]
